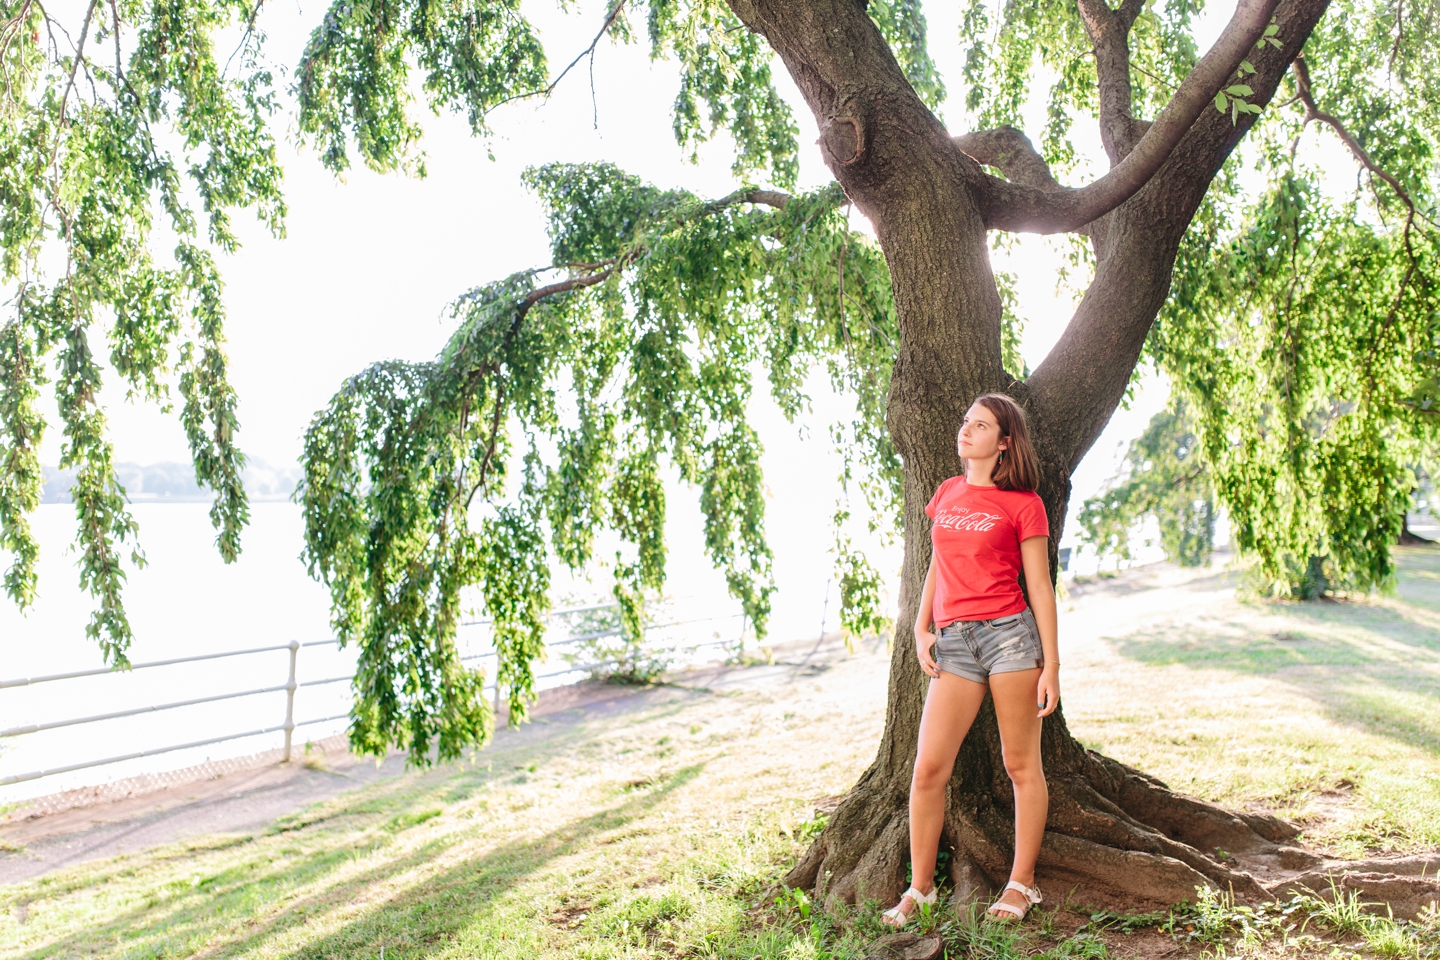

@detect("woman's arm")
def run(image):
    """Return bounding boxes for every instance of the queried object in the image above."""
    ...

[1020,536,1060,717]
[913,550,940,679]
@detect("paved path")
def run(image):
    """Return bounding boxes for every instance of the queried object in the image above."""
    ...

[0,631,881,885]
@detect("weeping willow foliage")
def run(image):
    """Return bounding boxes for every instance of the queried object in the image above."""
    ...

[1083,176,1439,594]
[1140,0,1440,594]
[1153,174,1438,594]
[1078,400,1216,568]
[966,0,1439,596]
[0,0,282,665]
[5,0,1440,760]
[297,165,908,759]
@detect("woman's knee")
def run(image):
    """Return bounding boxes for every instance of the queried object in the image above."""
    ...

[1002,751,1043,788]
[912,756,953,792]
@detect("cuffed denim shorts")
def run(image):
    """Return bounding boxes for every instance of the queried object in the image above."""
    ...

[934,607,1043,683]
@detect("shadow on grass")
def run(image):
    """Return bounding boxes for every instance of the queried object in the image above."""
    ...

[1109,549,1440,755]
[271,764,706,960]
[9,749,702,960]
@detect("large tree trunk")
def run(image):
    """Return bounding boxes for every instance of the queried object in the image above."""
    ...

[727,0,1339,909]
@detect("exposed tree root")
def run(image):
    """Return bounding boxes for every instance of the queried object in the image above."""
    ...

[1273,854,1440,921]
[785,703,1401,913]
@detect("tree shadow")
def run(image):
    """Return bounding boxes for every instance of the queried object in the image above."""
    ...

[9,764,703,959]
[272,764,705,959]
[1110,613,1440,754]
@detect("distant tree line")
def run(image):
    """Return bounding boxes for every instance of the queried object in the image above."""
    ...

[41,462,301,505]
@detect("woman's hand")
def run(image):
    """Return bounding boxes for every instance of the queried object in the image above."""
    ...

[1036,663,1060,717]
[915,628,940,679]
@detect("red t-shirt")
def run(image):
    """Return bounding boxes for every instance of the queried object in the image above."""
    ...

[925,476,1050,625]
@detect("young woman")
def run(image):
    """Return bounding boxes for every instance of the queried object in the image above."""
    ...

[881,393,1060,925]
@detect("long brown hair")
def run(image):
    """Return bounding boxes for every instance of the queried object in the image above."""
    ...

[961,393,1041,493]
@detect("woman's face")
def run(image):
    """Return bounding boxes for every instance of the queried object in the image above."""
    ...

[957,402,1007,461]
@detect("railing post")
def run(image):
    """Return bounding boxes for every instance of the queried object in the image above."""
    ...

[283,640,299,762]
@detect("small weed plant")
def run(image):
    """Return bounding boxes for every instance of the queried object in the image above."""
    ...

[560,595,673,684]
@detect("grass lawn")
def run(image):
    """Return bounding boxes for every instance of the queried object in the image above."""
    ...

[1066,545,1440,857]
[1,547,1438,959]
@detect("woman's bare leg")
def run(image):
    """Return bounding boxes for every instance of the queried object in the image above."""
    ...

[908,671,988,894]
[988,667,1047,913]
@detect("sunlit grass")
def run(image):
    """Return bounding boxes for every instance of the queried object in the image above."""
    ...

[0,653,889,958]
[1067,544,1440,856]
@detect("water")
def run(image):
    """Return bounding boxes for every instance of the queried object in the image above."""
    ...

[0,503,343,802]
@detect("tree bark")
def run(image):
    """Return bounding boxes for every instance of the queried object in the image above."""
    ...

[727,0,1335,908]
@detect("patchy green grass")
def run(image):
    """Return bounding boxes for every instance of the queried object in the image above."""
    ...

[1066,545,1440,857]
[1,548,1439,958]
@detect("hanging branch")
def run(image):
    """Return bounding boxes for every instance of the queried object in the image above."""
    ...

[1292,54,1431,391]
[481,0,629,118]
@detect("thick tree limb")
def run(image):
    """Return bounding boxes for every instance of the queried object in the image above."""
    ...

[952,128,1059,190]
[520,263,623,308]
[1077,0,1149,163]
[706,187,793,212]
[727,0,1012,405]
[981,0,1282,234]
[1025,0,1334,475]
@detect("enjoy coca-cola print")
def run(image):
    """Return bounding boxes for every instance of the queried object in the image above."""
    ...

[933,507,1002,532]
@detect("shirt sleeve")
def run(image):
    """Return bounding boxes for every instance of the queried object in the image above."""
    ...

[1016,493,1050,540]
[925,477,954,519]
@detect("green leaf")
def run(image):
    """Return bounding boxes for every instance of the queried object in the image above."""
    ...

[1263,23,1281,36]
[1225,84,1254,96]
[1215,91,1229,112]
[1240,60,1256,74]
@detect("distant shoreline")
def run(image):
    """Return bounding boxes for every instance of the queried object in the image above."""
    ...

[41,460,301,505]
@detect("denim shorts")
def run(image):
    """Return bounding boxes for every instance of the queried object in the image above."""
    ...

[933,608,1043,683]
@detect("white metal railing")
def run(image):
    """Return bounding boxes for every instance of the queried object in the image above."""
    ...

[0,602,743,789]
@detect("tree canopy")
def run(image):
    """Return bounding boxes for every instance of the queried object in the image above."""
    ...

[1,0,1436,768]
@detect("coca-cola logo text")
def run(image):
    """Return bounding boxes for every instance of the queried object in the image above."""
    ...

[933,507,1002,532]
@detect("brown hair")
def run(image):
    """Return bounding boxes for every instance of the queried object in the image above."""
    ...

[961,393,1041,493]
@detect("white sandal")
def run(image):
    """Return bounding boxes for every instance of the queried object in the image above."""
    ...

[881,884,937,928]
[987,879,1042,921]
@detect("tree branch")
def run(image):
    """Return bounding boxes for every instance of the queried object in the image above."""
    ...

[519,262,626,310]
[460,181,796,509]
[480,0,627,119]
[703,187,793,214]
[1291,54,1429,394]
[952,127,1059,190]
[1292,55,1424,223]
[981,0,1282,235]
[1023,0,1333,474]
[1076,0,1146,163]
